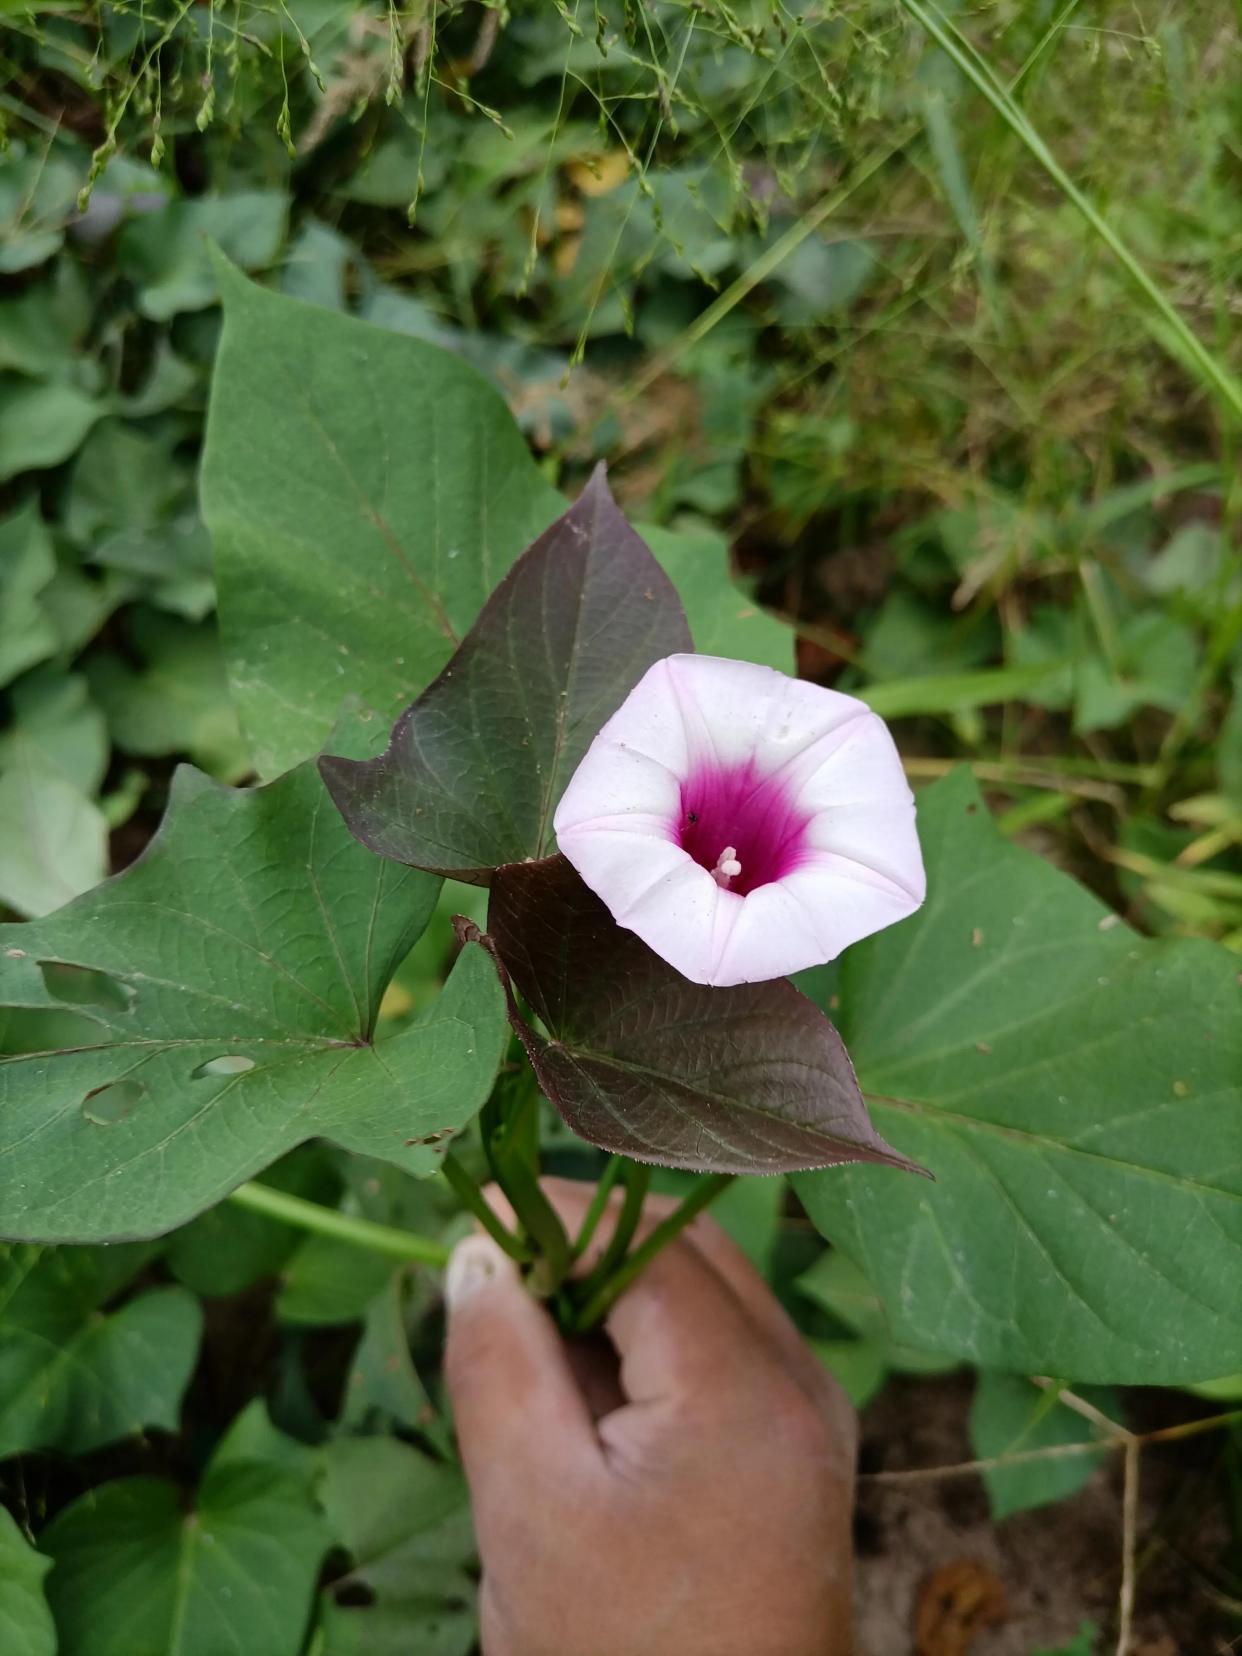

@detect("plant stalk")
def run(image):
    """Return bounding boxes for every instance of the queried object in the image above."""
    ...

[226,1180,451,1267]
[570,1173,735,1331]
[571,1154,626,1261]
[580,1160,651,1287]
[441,1151,533,1264]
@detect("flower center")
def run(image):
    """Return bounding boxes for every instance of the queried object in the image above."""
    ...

[677,760,812,896]
[711,846,742,889]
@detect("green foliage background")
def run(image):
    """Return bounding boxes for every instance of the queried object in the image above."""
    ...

[0,2,1239,1651]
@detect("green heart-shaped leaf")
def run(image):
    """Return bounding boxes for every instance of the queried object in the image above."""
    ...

[0,1242,201,1457]
[0,1508,55,1656]
[796,769,1242,1384]
[201,264,564,778]
[201,266,792,780]
[43,1458,328,1656]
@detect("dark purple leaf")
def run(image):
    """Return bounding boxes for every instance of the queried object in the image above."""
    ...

[320,467,691,882]
[461,855,926,1177]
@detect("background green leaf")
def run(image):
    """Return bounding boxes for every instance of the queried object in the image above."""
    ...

[43,1458,328,1656]
[969,1373,1120,1520]
[796,770,1242,1383]
[0,1507,56,1656]
[643,522,793,672]
[0,1243,200,1456]
[202,269,565,778]
[314,1437,476,1656]
[0,743,108,919]
[0,381,102,482]
[85,611,249,782]
[0,505,60,689]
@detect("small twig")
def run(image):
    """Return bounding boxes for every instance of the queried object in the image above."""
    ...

[862,1437,1113,1485]
[903,757,1126,806]
[1033,1377,1126,1436]
[861,1407,1242,1486]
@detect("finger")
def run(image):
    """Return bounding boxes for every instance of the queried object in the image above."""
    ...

[679,1208,855,1425]
[443,1234,600,1486]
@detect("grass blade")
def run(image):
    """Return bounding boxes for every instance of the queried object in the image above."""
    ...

[896,0,1242,424]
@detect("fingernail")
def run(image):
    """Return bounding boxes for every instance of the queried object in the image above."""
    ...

[445,1235,502,1309]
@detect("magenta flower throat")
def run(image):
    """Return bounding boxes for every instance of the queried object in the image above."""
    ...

[677,759,813,895]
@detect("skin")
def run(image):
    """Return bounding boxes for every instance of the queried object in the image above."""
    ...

[443,1179,856,1656]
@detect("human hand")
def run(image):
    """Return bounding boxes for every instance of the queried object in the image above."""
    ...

[444,1178,856,1656]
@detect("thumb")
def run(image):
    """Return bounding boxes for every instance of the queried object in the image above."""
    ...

[444,1235,598,1486]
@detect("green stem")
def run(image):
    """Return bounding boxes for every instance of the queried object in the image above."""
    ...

[896,0,1242,423]
[441,1152,533,1264]
[482,1088,571,1287]
[571,1155,625,1262]
[575,1160,651,1301]
[227,1180,451,1267]
[571,1174,735,1331]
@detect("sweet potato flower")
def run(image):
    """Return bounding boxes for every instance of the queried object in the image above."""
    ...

[554,654,925,986]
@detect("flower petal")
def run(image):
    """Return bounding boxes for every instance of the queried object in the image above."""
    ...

[555,651,925,985]
[664,654,871,774]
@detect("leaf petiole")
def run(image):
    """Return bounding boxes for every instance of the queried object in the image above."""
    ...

[570,1173,735,1332]
[226,1180,452,1267]
[570,1154,625,1261]
[441,1151,533,1264]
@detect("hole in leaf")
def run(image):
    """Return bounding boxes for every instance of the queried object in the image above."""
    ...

[81,1079,146,1126]
[39,961,134,1013]
[190,1054,257,1080]
[0,1008,104,1054]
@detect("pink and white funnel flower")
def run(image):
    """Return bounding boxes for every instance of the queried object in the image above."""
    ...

[554,654,925,987]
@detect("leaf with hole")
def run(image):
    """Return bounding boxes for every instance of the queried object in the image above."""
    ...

[320,468,691,881]
[314,1436,476,1656]
[795,769,1242,1384]
[0,759,507,1242]
[472,854,921,1176]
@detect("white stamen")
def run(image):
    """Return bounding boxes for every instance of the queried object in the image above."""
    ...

[711,846,742,888]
